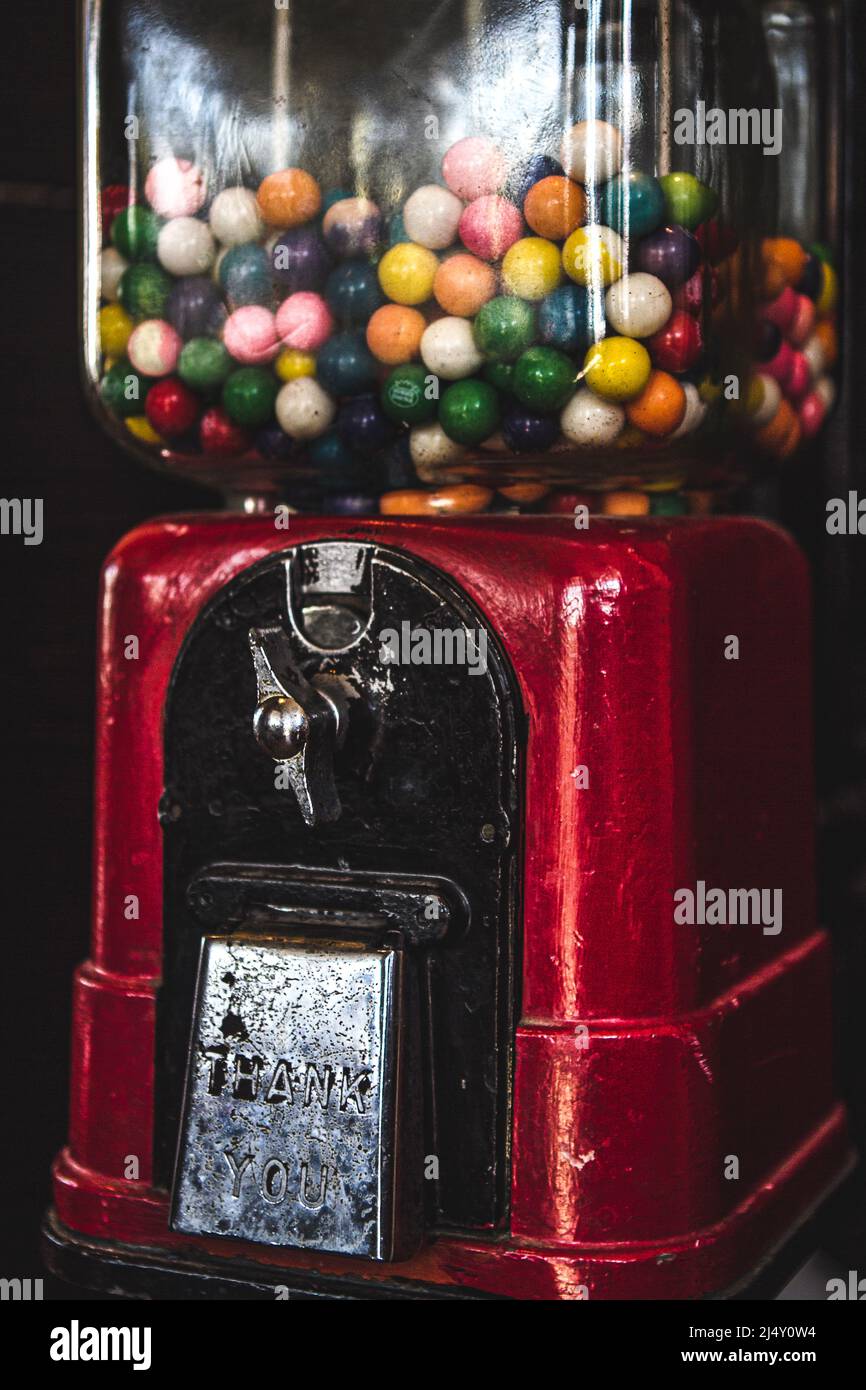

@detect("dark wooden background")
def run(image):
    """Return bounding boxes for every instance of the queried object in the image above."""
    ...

[1,0,864,1295]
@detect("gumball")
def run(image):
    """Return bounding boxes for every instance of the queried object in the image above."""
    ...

[442,137,507,201]
[788,294,816,347]
[403,186,464,251]
[756,319,782,363]
[813,319,839,370]
[125,415,162,445]
[331,494,379,516]
[209,187,265,246]
[763,237,809,290]
[308,430,366,490]
[560,388,625,446]
[695,218,739,265]
[646,309,702,373]
[785,351,812,402]
[501,405,560,454]
[99,247,128,302]
[380,485,494,517]
[178,337,232,393]
[275,291,334,351]
[276,377,336,439]
[605,272,672,338]
[459,196,523,262]
[796,254,823,302]
[798,390,827,440]
[439,380,501,446]
[219,243,273,307]
[275,348,316,382]
[523,177,586,242]
[501,237,563,301]
[101,185,131,243]
[433,254,497,318]
[670,382,708,439]
[379,435,417,490]
[626,370,687,436]
[326,260,385,325]
[317,332,379,396]
[389,211,408,247]
[538,285,593,354]
[119,263,172,321]
[257,168,322,228]
[673,267,708,316]
[802,332,827,380]
[650,494,688,517]
[145,157,206,218]
[100,359,149,418]
[99,304,133,357]
[222,367,278,428]
[409,422,466,474]
[763,285,799,335]
[512,154,565,209]
[366,304,426,365]
[322,197,383,257]
[602,491,651,517]
[483,361,515,394]
[583,337,651,402]
[513,347,575,413]
[747,373,782,428]
[421,317,485,380]
[600,172,666,239]
[223,306,280,365]
[145,376,200,437]
[562,225,625,288]
[112,205,162,260]
[816,261,839,317]
[271,227,332,293]
[755,398,797,454]
[127,319,182,377]
[762,338,796,388]
[157,217,215,277]
[200,406,248,455]
[166,276,226,339]
[635,225,701,289]
[658,173,718,231]
[337,394,393,453]
[256,423,297,460]
[378,243,439,306]
[498,484,551,506]
[473,296,536,362]
[560,120,623,184]
[381,364,438,425]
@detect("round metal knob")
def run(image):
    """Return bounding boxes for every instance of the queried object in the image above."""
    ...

[253,694,309,761]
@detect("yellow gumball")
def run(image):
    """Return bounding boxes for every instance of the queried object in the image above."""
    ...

[563,224,625,288]
[99,304,133,357]
[817,262,838,318]
[582,337,651,401]
[125,415,162,445]
[378,243,439,306]
[276,348,316,382]
[501,237,563,301]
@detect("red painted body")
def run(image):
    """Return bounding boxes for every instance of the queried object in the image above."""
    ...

[52,514,851,1298]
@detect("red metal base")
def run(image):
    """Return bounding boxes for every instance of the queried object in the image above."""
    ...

[52,514,853,1299]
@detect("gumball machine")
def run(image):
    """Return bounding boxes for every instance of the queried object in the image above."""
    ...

[44,0,854,1299]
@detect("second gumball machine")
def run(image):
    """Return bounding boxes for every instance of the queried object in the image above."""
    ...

[44,0,852,1299]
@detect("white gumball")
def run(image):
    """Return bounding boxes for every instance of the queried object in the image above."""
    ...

[671,382,708,439]
[99,247,128,302]
[157,216,216,276]
[605,273,672,338]
[561,120,624,184]
[802,332,827,381]
[275,378,336,439]
[403,185,464,251]
[409,421,466,480]
[749,373,782,428]
[209,187,266,246]
[561,387,625,446]
[420,318,485,379]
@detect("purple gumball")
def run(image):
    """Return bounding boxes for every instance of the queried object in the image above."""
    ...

[635,225,701,290]
[166,276,227,339]
[271,227,333,293]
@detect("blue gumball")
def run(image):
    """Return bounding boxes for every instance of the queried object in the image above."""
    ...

[309,430,367,492]
[326,260,385,327]
[511,154,565,209]
[600,171,666,240]
[316,332,379,396]
[219,243,273,307]
[501,405,560,454]
[538,285,595,354]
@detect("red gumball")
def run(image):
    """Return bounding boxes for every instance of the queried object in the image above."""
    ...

[145,378,200,438]
[695,217,738,265]
[101,184,132,244]
[200,406,249,455]
[647,310,703,374]
[673,268,704,315]
[785,351,812,403]
[799,391,827,440]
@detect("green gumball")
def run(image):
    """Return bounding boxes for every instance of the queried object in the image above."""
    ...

[119,263,172,320]
[439,379,500,446]
[222,368,278,428]
[659,173,718,232]
[513,347,576,413]
[111,205,162,260]
[473,296,536,363]
[179,338,233,394]
[99,358,149,419]
[483,361,515,394]
[381,365,438,425]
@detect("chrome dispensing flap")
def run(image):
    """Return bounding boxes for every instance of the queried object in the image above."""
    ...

[170,935,418,1261]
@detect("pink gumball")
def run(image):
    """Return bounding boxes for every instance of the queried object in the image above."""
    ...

[763,339,796,389]
[145,157,207,218]
[224,306,280,365]
[127,319,182,377]
[459,195,523,262]
[275,292,334,351]
[799,390,826,439]
[785,351,812,402]
[442,137,507,201]
[763,285,798,334]
[788,294,816,347]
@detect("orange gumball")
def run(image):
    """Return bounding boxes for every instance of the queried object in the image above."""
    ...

[434,253,498,317]
[625,371,687,437]
[813,319,839,370]
[763,237,808,290]
[755,398,796,453]
[379,485,493,516]
[257,168,322,228]
[524,176,586,241]
[601,491,651,517]
[366,305,427,365]
[498,484,551,504]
